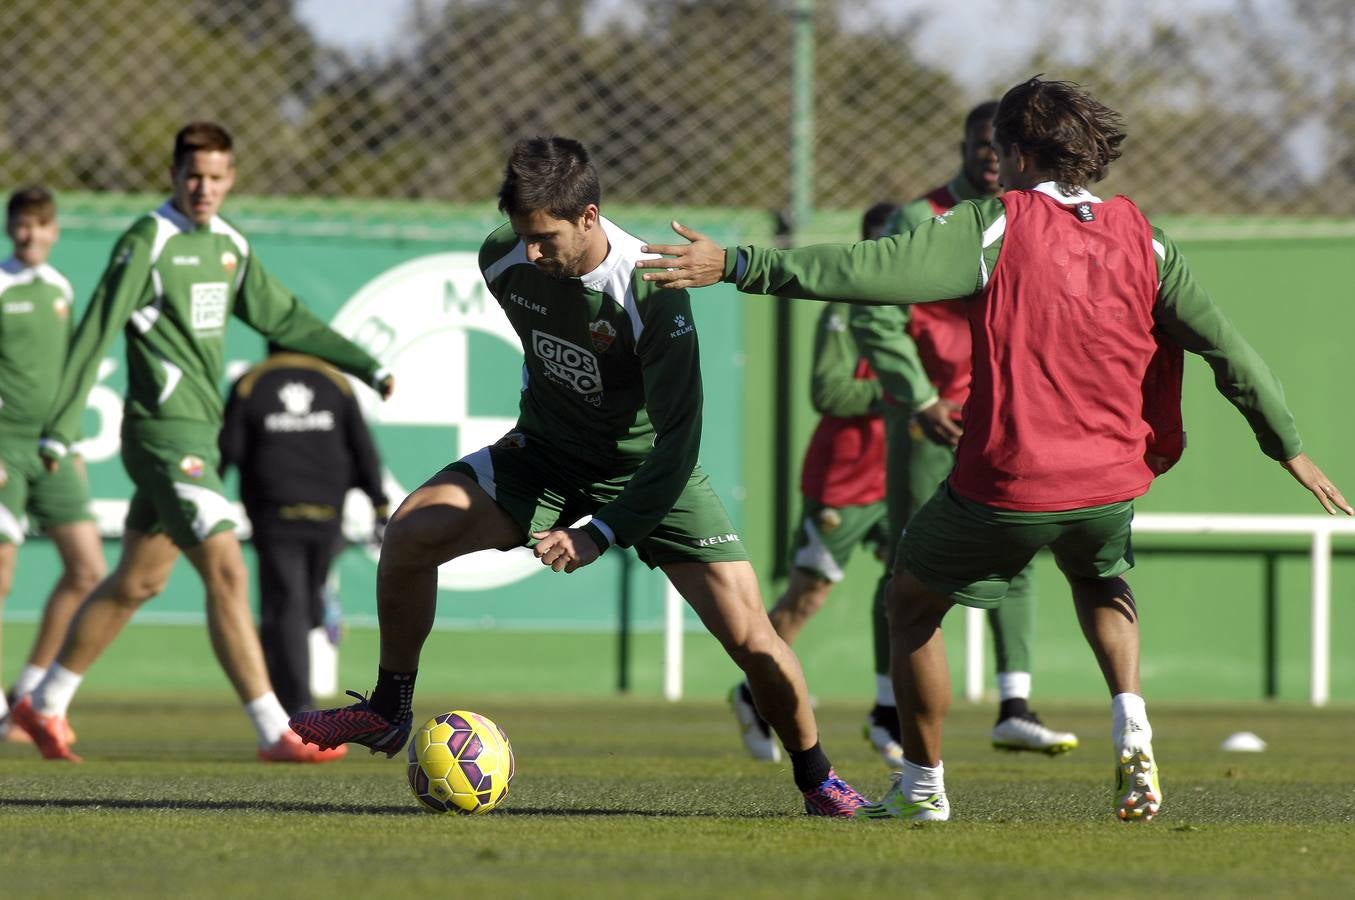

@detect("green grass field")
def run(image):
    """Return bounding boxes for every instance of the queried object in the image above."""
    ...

[2,693,1352,898]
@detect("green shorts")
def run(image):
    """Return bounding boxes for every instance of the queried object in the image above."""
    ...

[447,433,748,568]
[789,498,888,582]
[899,482,1135,609]
[121,437,239,549]
[0,438,95,544]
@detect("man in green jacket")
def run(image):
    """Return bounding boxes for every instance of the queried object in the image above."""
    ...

[0,187,105,745]
[12,123,392,764]
[637,77,1349,823]
[291,136,869,817]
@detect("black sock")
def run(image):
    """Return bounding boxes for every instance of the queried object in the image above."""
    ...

[789,741,832,792]
[998,697,1029,723]
[870,703,901,741]
[370,666,417,723]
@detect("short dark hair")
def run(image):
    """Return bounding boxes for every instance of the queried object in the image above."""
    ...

[994,77,1126,195]
[173,121,234,169]
[861,202,896,240]
[963,100,999,135]
[7,185,56,224]
[497,136,601,220]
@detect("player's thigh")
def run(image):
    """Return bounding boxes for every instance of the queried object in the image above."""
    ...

[896,483,1052,610]
[788,498,886,583]
[0,541,16,600]
[1047,502,1136,582]
[0,444,32,546]
[28,452,97,536]
[396,459,532,557]
[122,439,238,550]
[661,558,768,650]
[629,466,748,567]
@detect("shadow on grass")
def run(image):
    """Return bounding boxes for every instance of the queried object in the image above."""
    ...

[0,797,784,818]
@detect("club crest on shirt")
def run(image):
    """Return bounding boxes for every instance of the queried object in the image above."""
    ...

[221,251,239,273]
[179,455,205,479]
[493,431,527,450]
[54,297,70,319]
[588,318,617,354]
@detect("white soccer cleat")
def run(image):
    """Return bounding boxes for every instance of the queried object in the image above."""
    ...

[728,682,781,762]
[991,711,1079,755]
[862,707,905,769]
[854,772,950,822]
[1115,718,1162,823]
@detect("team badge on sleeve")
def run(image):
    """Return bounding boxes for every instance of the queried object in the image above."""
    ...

[179,455,205,479]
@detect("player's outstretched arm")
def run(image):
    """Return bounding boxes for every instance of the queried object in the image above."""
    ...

[637,222,726,289]
[1282,453,1353,515]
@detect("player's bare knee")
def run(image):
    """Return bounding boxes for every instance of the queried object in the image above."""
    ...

[63,558,107,596]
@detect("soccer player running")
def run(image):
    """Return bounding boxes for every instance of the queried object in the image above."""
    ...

[852,102,1077,757]
[0,188,106,745]
[729,203,904,766]
[11,122,393,764]
[291,137,870,816]
[638,77,1351,823]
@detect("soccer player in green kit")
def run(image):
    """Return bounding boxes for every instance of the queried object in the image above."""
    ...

[852,102,1078,756]
[638,77,1350,823]
[292,137,869,816]
[0,188,106,745]
[11,123,393,763]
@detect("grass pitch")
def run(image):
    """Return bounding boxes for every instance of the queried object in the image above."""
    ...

[2,695,1353,898]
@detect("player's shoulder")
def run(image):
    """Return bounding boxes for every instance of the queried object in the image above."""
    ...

[35,263,75,300]
[891,195,937,231]
[209,213,252,258]
[599,217,687,309]
[479,221,526,281]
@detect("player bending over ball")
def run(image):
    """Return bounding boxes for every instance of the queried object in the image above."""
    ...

[291,136,870,817]
[11,123,393,763]
[637,76,1351,823]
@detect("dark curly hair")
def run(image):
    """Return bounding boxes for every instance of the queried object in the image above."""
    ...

[498,136,601,221]
[994,77,1126,196]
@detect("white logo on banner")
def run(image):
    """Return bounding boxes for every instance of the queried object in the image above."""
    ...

[331,252,540,591]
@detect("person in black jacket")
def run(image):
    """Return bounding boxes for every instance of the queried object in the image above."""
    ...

[221,346,388,715]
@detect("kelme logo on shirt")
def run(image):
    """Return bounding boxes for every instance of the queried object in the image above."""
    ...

[190,282,229,333]
[532,331,602,396]
[695,532,740,548]
[670,313,694,339]
[179,455,205,479]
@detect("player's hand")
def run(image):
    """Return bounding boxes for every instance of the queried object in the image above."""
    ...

[1282,453,1353,515]
[914,398,963,447]
[377,374,395,400]
[531,527,601,573]
[42,456,60,474]
[636,222,726,289]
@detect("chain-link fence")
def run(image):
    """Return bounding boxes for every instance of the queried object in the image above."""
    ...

[2,0,1353,239]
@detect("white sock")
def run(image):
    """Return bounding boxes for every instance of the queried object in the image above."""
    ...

[875,673,895,706]
[32,664,83,718]
[244,692,292,747]
[901,758,945,800]
[1111,692,1151,743]
[996,671,1031,702]
[13,664,48,701]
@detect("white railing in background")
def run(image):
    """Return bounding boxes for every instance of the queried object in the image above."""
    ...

[663,513,1355,707]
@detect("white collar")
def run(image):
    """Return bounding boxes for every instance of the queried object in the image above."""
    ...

[1031,181,1103,204]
